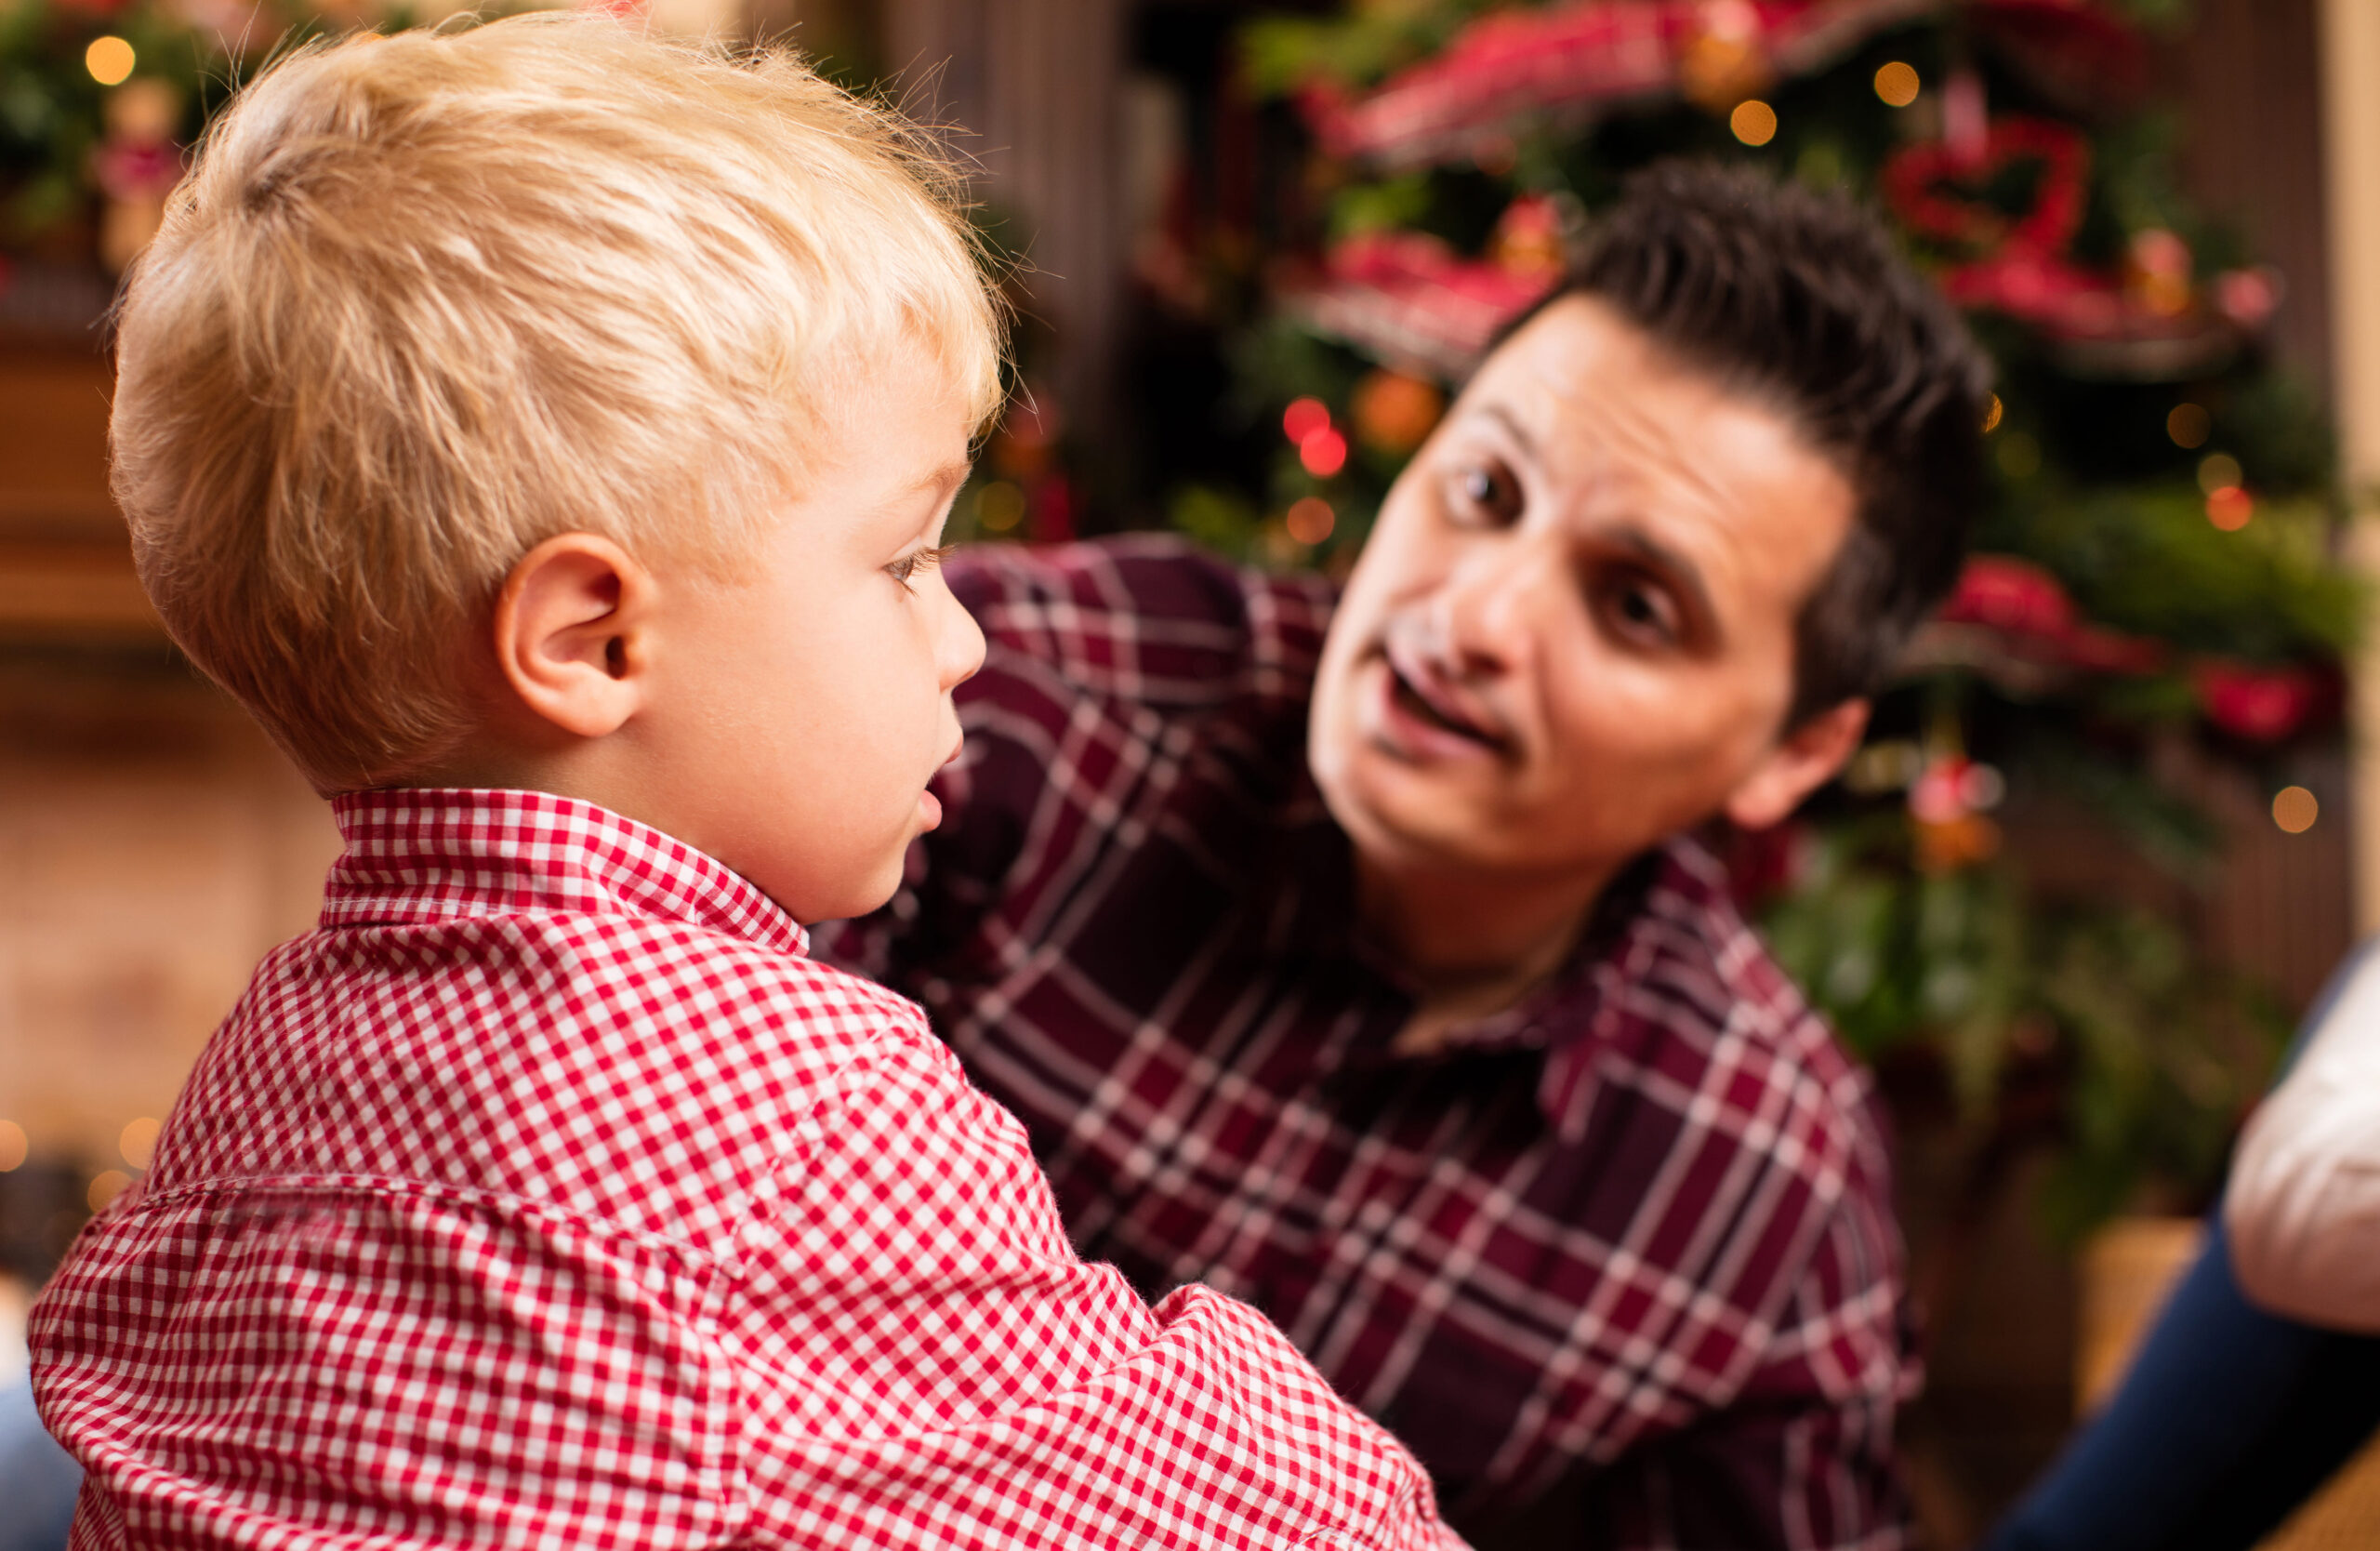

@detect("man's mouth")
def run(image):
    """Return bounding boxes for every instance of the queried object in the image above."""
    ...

[1382,646,1507,754]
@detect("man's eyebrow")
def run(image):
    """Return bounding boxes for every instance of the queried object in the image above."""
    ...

[1476,401,1540,459]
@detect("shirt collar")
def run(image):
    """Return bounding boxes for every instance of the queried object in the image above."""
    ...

[323,788,809,960]
[1302,827,1724,1134]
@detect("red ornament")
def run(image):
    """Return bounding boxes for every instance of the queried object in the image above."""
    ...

[1933,556,2168,676]
[1938,555,2078,637]
[2192,660,2325,743]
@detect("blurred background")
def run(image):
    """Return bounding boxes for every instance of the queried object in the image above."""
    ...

[2,0,2375,1544]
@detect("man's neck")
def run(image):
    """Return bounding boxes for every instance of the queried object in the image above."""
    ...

[1354,850,1621,1052]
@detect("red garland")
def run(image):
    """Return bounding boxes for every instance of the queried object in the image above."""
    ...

[1301,0,1932,168]
[1934,556,2329,741]
[1880,116,2089,255]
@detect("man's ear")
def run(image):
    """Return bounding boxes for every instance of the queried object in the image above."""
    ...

[1723,697,1871,832]
[491,533,654,740]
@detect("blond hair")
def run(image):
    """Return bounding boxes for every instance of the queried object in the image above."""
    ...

[112,13,1003,790]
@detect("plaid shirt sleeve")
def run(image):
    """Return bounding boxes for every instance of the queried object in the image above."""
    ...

[826,534,1334,992]
[1581,1080,1911,1551]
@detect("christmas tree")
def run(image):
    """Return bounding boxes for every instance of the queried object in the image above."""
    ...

[1146,0,2361,1238]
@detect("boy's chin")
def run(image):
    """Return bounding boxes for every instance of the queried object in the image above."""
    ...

[773,852,909,930]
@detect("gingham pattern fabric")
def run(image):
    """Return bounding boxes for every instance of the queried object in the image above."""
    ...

[30,789,1462,1550]
[825,537,1915,1551]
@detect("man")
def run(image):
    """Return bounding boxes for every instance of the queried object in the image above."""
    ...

[827,161,1990,1549]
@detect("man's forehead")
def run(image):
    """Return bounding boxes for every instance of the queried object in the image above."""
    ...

[1462,294,1856,596]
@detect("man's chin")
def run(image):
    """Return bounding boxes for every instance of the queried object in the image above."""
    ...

[1314,741,1501,871]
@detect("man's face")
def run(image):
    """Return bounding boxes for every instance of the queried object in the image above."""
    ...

[1308,295,1858,884]
[650,350,985,923]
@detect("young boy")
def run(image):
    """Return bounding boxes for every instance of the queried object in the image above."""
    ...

[29,18,1461,1548]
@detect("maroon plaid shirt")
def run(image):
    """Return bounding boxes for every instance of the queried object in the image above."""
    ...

[826,537,1916,1551]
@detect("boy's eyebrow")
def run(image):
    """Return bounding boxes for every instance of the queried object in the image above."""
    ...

[919,461,973,497]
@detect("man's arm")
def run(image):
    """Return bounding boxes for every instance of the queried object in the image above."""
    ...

[2226,939,2380,1332]
[818,536,1333,990]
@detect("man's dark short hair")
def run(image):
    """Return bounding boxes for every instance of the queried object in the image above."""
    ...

[1501,160,1992,727]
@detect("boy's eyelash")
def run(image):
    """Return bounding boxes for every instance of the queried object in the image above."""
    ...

[889,543,957,587]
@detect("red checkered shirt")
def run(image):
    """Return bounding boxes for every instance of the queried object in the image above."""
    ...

[824,537,1916,1551]
[30,788,1461,1550]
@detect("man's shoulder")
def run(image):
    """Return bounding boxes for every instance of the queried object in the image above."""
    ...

[946,536,1336,712]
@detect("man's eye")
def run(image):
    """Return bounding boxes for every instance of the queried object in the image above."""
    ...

[1448,459,1522,525]
[1599,574,1680,644]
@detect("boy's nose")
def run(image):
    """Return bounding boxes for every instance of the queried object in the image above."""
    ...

[939,586,987,690]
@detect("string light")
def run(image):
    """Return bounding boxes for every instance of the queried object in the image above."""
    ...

[2272,786,2319,833]
[1981,395,2003,433]
[86,35,135,86]
[1284,497,1335,546]
[0,1120,24,1173]
[2167,403,2211,448]
[2206,484,2253,530]
[2197,452,2242,493]
[121,1117,160,1170]
[973,481,1025,534]
[1873,62,1921,107]
[1282,398,1330,445]
[1299,426,1348,479]
[1730,99,1778,146]
[87,1170,131,1213]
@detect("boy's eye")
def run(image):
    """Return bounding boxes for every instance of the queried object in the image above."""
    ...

[887,544,956,590]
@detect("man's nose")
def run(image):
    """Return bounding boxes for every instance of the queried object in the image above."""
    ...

[1428,530,1553,676]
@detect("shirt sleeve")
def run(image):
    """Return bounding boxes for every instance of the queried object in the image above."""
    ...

[31,1182,748,1548]
[815,536,1333,991]
[2225,945,2380,1332]
[1640,1191,1912,1551]
[722,1020,1463,1551]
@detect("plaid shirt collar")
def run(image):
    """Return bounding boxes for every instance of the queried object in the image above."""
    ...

[1264,775,1679,1140]
[324,787,809,960]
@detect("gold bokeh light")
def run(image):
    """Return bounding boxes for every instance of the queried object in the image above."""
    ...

[86,35,136,86]
[1730,99,1778,147]
[2273,786,2319,834]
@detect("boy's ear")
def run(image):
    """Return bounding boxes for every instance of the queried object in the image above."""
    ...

[492,533,654,739]
[1723,697,1870,832]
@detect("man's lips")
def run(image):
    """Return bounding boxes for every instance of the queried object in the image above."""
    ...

[1378,641,1510,755]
